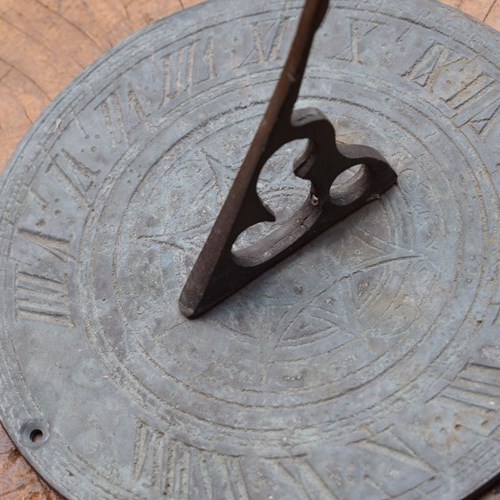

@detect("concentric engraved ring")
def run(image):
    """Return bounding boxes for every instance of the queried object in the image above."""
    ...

[0,0,498,498]
[76,64,487,444]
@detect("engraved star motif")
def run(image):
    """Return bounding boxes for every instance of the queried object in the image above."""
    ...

[137,140,421,375]
[138,147,237,255]
[258,219,421,370]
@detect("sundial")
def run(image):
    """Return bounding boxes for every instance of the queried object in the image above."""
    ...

[0,0,498,497]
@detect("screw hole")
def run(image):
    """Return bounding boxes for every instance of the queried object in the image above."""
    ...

[21,420,49,447]
[30,429,44,443]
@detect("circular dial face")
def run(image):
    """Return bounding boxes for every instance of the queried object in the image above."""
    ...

[0,0,499,498]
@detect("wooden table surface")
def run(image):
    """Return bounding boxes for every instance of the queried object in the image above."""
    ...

[0,0,498,497]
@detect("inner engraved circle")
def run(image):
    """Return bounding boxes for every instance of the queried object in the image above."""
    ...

[79,69,484,446]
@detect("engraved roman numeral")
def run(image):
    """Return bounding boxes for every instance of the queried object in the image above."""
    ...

[446,72,495,111]
[331,18,383,64]
[446,72,499,138]
[18,227,72,262]
[240,17,293,66]
[442,362,500,410]
[404,42,460,88]
[14,228,73,325]
[48,149,100,206]
[343,19,383,64]
[404,42,499,137]
[456,95,500,138]
[97,91,127,147]
[133,422,169,494]
[133,421,249,498]
[96,86,151,147]
[162,38,216,105]
[15,267,72,326]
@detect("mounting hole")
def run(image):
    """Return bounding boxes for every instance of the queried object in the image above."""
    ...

[30,429,44,443]
[330,164,369,206]
[20,419,49,448]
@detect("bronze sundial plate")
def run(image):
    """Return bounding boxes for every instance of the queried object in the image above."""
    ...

[0,0,498,498]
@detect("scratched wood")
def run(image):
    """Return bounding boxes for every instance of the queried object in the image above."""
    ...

[0,0,498,497]
[441,0,500,25]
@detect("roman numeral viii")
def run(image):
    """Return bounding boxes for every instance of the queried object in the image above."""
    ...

[15,267,72,326]
[14,228,73,326]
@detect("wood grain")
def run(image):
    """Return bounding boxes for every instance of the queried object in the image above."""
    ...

[441,0,496,19]
[0,0,498,497]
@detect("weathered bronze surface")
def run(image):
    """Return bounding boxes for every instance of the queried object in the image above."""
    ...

[0,0,498,498]
[180,0,397,318]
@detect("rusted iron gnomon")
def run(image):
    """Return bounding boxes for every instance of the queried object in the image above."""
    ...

[179,0,398,318]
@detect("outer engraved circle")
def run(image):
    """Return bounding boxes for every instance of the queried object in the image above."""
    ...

[79,61,487,446]
[0,0,498,498]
